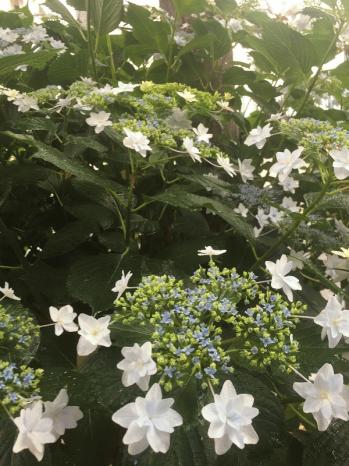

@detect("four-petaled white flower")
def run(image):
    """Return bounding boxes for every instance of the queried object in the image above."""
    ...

[114,81,139,94]
[255,207,269,228]
[86,111,112,134]
[293,363,349,431]
[268,206,284,224]
[234,203,248,217]
[13,95,39,113]
[177,89,197,102]
[238,158,255,183]
[281,196,301,213]
[265,254,302,301]
[112,383,183,455]
[217,154,236,178]
[117,342,157,391]
[330,148,349,180]
[244,124,272,149]
[198,246,227,258]
[192,123,212,143]
[49,305,78,336]
[77,314,112,356]
[112,270,133,300]
[314,295,349,348]
[183,137,201,162]
[288,249,310,270]
[269,147,306,181]
[44,389,83,438]
[123,128,152,157]
[279,175,299,193]
[13,401,56,462]
[0,281,20,301]
[201,380,259,455]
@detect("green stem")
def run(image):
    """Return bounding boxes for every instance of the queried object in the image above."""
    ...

[252,180,331,269]
[289,404,317,430]
[107,35,116,81]
[87,0,97,81]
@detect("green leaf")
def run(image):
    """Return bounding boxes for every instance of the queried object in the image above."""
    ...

[304,191,349,214]
[47,49,89,84]
[67,253,122,310]
[151,187,254,242]
[171,0,207,15]
[303,421,349,465]
[40,220,95,258]
[332,60,349,88]
[0,50,57,77]
[110,321,154,347]
[0,135,127,198]
[91,0,123,36]
[126,4,170,56]
[45,0,85,36]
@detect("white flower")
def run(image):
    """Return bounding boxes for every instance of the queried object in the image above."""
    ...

[201,380,259,454]
[13,95,39,112]
[288,249,310,270]
[265,254,302,301]
[244,124,272,149]
[0,282,20,301]
[112,383,183,455]
[0,44,23,57]
[49,305,78,336]
[319,253,349,283]
[183,137,201,163]
[198,246,227,258]
[279,175,299,193]
[255,207,269,228]
[3,88,21,101]
[330,148,349,180]
[54,97,72,112]
[112,270,133,300]
[123,128,152,157]
[281,196,301,213]
[44,389,83,438]
[217,154,236,177]
[48,38,66,50]
[165,108,192,129]
[293,363,349,431]
[114,81,139,94]
[234,203,248,217]
[13,401,56,462]
[0,27,19,43]
[267,112,284,122]
[177,89,197,102]
[22,26,48,44]
[289,14,311,31]
[117,342,157,391]
[192,123,212,143]
[217,100,232,111]
[253,226,263,238]
[77,314,111,356]
[269,147,306,181]
[332,247,349,259]
[238,158,255,183]
[268,206,284,224]
[73,98,92,112]
[314,295,349,348]
[86,111,112,134]
[227,18,243,33]
[80,76,96,85]
[174,31,194,46]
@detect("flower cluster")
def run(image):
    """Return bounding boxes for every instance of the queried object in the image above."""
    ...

[113,261,305,390]
[0,361,43,414]
[0,303,39,362]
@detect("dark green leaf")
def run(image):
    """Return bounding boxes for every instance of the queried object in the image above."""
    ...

[91,0,123,36]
